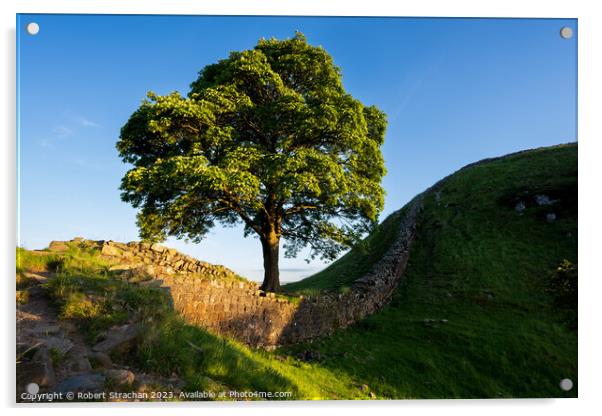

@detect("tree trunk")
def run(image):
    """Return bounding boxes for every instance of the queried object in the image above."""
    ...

[260,235,280,292]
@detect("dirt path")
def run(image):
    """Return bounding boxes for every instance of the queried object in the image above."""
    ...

[16,272,185,402]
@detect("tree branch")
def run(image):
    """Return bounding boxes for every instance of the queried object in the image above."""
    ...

[217,191,262,235]
[284,204,319,216]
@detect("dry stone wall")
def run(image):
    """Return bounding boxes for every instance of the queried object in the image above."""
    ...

[50,196,422,347]
[49,238,238,281]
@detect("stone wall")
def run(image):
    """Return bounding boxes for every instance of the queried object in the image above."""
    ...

[50,196,422,347]
[49,238,238,281]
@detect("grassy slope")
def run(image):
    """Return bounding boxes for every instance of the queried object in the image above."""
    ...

[279,143,578,398]
[283,207,406,295]
[17,143,577,399]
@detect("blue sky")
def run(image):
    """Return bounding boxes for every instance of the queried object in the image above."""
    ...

[17,15,577,282]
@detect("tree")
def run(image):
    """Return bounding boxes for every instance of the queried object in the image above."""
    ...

[116,32,387,292]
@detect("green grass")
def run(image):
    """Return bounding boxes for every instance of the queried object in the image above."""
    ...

[17,242,114,275]
[132,314,363,400]
[282,206,407,296]
[46,271,170,344]
[16,247,61,274]
[17,143,578,399]
[278,143,578,398]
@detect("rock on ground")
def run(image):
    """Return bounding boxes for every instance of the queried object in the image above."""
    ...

[92,324,140,355]
[54,373,106,394]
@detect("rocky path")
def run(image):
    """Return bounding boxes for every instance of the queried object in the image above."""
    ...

[16,272,184,402]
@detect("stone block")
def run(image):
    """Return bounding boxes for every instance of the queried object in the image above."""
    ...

[101,243,123,257]
[105,369,135,387]
[92,324,140,355]
[150,243,166,253]
[17,347,56,388]
[48,241,69,252]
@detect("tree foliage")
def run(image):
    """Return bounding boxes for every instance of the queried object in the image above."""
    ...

[117,32,387,291]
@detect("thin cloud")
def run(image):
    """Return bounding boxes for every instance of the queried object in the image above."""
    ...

[77,117,100,128]
[66,111,100,127]
[52,125,73,138]
[39,138,55,149]
[39,114,100,149]
[390,55,445,121]
[69,157,105,171]
[39,125,73,148]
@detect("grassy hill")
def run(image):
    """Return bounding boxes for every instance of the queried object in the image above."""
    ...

[17,143,577,400]
[280,142,578,398]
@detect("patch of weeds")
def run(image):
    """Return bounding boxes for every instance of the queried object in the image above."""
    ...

[274,293,302,304]
[16,289,30,305]
[50,347,66,366]
[46,271,169,343]
[16,247,61,273]
[61,292,100,319]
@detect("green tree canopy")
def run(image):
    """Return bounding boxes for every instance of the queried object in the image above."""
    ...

[117,32,387,292]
